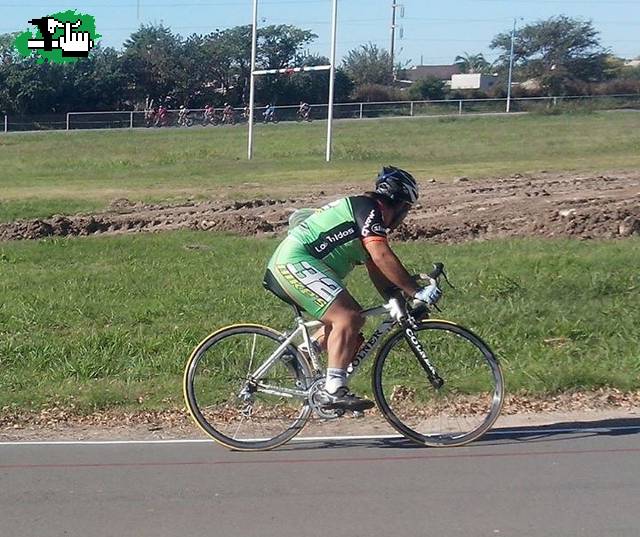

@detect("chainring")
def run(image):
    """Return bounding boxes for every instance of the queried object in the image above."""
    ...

[308,378,345,419]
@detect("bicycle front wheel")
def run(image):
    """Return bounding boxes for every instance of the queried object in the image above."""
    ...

[184,324,313,451]
[372,320,504,447]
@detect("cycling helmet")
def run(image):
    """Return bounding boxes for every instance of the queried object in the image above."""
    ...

[375,166,419,205]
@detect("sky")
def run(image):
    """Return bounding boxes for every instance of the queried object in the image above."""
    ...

[3,0,640,66]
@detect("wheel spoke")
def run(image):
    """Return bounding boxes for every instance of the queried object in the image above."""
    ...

[374,321,503,447]
[247,333,257,375]
[184,326,311,450]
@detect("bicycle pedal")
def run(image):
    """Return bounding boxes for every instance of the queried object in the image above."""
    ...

[352,410,365,419]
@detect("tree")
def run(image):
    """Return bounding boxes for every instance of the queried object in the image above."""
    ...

[121,24,184,104]
[407,77,447,101]
[490,16,608,95]
[254,25,318,105]
[185,24,317,106]
[454,52,491,74]
[0,32,21,64]
[342,43,393,87]
[0,23,341,114]
[257,25,317,70]
[271,54,352,105]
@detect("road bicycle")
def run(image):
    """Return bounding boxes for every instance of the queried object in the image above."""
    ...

[177,113,193,128]
[202,110,220,126]
[263,111,278,124]
[296,108,312,122]
[222,110,236,125]
[184,263,504,451]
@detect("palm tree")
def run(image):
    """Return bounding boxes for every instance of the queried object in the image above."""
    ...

[454,52,491,74]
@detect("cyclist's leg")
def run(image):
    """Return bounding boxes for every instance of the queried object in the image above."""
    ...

[317,294,373,410]
[321,291,364,373]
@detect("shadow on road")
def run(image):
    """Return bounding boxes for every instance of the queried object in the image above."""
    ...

[481,416,640,446]
[277,417,640,452]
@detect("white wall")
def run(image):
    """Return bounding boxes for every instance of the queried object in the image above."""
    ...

[451,74,497,91]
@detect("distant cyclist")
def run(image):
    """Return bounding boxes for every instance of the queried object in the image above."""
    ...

[155,104,168,127]
[297,101,311,121]
[222,103,235,124]
[263,166,441,411]
[177,105,191,127]
[203,104,215,125]
[263,103,276,123]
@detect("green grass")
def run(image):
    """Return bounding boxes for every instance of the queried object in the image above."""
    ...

[1,111,639,222]
[1,232,638,413]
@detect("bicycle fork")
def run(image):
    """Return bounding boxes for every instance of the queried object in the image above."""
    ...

[402,323,444,390]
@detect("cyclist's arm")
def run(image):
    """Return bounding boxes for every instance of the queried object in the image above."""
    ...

[365,259,394,299]
[364,240,419,298]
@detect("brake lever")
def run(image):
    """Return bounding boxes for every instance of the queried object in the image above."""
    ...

[417,267,455,290]
[441,268,455,290]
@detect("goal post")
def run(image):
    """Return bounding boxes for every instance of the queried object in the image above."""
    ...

[247,0,338,162]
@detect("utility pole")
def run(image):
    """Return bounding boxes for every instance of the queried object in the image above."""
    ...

[506,17,517,113]
[390,2,402,79]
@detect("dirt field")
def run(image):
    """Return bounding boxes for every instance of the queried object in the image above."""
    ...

[1,171,639,242]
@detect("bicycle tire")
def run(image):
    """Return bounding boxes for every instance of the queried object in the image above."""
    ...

[184,324,313,451]
[372,320,504,447]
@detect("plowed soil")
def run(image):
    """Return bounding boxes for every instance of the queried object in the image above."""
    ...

[2,171,639,242]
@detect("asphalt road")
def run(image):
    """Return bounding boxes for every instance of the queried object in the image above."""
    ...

[2,418,639,537]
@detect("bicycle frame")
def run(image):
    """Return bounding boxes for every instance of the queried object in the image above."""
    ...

[248,303,398,398]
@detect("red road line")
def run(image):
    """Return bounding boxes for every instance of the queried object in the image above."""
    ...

[1,447,639,470]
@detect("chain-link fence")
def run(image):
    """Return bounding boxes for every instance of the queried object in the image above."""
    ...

[2,94,639,133]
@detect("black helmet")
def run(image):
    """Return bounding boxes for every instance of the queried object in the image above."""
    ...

[375,166,419,205]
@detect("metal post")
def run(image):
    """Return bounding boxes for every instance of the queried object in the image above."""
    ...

[247,0,259,160]
[459,100,463,115]
[3,115,7,133]
[325,0,338,162]
[66,112,70,130]
[130,111,134,128]
[390,2,397,79]
[506,17,517,113]
[410,101,414,116]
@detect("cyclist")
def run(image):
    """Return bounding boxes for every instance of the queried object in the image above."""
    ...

[156,104,168,127]
[223,103,235,124]
[203,103,215,123]
[298,101,311,121]
[263,103,276,123]
[178,105,189,126]
[263,166,441,411]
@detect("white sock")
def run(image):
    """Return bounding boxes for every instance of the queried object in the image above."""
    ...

[325,368,347,394]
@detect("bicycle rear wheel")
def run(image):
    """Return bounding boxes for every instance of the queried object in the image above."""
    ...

[184,324,313,451]
[372,320,504,447]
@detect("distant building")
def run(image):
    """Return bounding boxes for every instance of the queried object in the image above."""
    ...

[624,59,640,68]
[397,64,461,83]
[450,73,498,91]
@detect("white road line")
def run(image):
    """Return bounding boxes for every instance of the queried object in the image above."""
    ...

[1,425,639,446]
